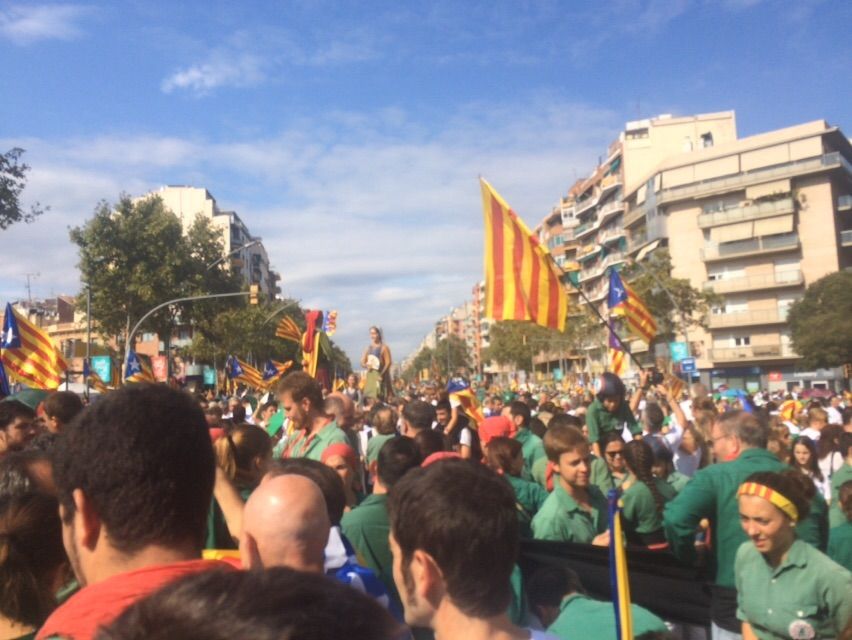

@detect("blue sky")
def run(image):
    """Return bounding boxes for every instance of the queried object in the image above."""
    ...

[1,0,850,362]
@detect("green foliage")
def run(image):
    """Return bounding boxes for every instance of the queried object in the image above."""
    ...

[620,249,721,344]
[483,317,594,371]
[0,148,47,230]
[403,335,471,381]
[787,271,852,369]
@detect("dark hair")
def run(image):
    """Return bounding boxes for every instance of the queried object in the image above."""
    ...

[792,436,823,482]
[840,432,852,458]
[204,405,223,420]
[544,424,587,462]
[839,480,852,521]
[52,384,215,554]
[267,458,346,526]
[623,440,666,513]
[260,401,278,413]
[277,371,323,411]
[401,400,436,432]
[97,567,400,640]
[526,565,584,609]
[372,406,397,436]
[0,400,36,430]
[413,429,447,460]
[817,425,844,460]
[214,424,271,488]
[388,460,518,618]
[25,431,60,453]
[742,470,811,522]
[43,391,84,426]
[644,403,665,433]
[0,493,67,626]
[548,413,583,430]
[509,401,531,428]
[485,437,523,477]
[377,436,422,488]
[599,430,625,450]
[435,400,452,414]
[715,410,767,448]
[0,451,53,499]
[230,404,247,424]
[529,417,547,439]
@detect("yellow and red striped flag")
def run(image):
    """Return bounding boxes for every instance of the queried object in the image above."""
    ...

[481,178,568,331]
[275,316,301,343]
[225,355,265,389]
[607,270,656,344]
[124,351,156,383]
[608,322,628,377]
[1,303,67,389]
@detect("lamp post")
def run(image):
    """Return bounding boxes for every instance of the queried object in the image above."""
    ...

[206,239,261,271]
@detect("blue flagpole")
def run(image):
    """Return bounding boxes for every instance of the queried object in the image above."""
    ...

[607,488,623,640]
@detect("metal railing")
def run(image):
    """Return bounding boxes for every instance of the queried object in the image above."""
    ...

[707,307,789,329]
[697,197,795,228]
[709,344,797,361]
[575,192,601,216]
[838,195,852,210]
[623,205,646,226]
[701,232,799,260]
[703,270,803,294]
[598,199,625,220]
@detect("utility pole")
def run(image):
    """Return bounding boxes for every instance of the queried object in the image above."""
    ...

[25,272,40,304]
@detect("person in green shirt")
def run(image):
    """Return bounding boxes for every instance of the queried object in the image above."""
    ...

[663,410,786,637]
[509,401,546,479]
[735,470,852,640]
[531,423,609,545]
[586,372,644,459]
[828,432,852,529]
[484,436,549,538]
[590,432,628,496]
[341,436,422,613]
[621,440,676,547]
[827,480,852,572]
[651,446,690,494]
[527,565,668,640]
[279,371,348,461]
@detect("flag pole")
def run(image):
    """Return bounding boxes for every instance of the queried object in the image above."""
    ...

[564,272,645,370]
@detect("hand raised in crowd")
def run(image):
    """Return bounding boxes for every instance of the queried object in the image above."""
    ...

[592,529,611,547]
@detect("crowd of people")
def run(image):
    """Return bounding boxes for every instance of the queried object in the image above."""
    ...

[0,364,851,639]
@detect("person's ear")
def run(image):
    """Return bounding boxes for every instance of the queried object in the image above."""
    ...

[368,459,379,478]
[411,549,445,606]
[240,532,261,570]
[73,488,102,551]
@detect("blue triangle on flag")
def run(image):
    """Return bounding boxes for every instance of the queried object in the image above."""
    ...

[2,303,22,349]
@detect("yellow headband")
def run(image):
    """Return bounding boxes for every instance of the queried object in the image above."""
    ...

[737,482,799,522]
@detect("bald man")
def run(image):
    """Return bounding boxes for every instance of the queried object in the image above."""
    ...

[240,475,330,573]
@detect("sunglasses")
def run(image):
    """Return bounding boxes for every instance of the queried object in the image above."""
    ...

[605,451,624,459]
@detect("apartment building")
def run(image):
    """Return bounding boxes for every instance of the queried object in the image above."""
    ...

[622,119,852,391]
[146,186,281,299]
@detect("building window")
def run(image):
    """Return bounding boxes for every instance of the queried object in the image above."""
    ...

[701,132,714,148]
[734,336,751,347]
[626,128,649,140]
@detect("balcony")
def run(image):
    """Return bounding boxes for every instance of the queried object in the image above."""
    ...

[709,344,797,363]
[658,152,852,205]
[600,174,622,195]
[575,192,601,216]
[836,195,852,211]
[842,230,852,246]
[698,197,795,229]
[577,245,602,262]
[573,218,600,240]
[598,199,625,223]
[703,270,803,294]
[578,251,626,283]
[623,205,646,227]
[598,227,627,245]
[701,232,799,262]
[707,308,789,329]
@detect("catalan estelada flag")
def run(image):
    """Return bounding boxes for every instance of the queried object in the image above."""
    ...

[1,303,67,389]
[0,358,10,396]
[275,316,301,343]
[608,323,627,377]
[447,378,485,426]
[608,489,634,640]
[262,359,293,387]
[481,178,568,331]
[124,351,156,383]
[607,269,656,344]
[226,355,264,389]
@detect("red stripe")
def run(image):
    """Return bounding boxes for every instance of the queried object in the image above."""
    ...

[490,195,505,319]
[547,263,560,329]
[530,250,540,321]
[3,349,62,385]
[16,317,57,355]
[512,213,525,319]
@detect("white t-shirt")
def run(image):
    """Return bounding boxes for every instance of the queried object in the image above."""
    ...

[826,406,843,425]
[799,427,821,442]
[459,427,472,448]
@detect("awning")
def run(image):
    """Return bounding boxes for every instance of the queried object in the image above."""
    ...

[754,214,794,236]
[636,239,662,261]
[710,221,754,243]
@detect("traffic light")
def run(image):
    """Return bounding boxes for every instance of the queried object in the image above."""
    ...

[249,283,259,305]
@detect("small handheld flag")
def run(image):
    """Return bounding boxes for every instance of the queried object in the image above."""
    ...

[1,303,68,389]
[322,310,337,336]
[608,322,627,377]
[226,355,265,389]
[125,351,155,383]
[607,270,656,344]
[262,359,293,386]
[447,377,485,426]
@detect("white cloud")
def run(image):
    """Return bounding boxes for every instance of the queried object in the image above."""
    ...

[161,52,267,95]
[0,4,90,44]
[0,98,618,360]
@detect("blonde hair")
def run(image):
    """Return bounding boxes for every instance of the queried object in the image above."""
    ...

[214,425,272,487]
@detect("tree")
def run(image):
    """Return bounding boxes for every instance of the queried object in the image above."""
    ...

[619,249,721,346]
[403,346,435,382]
[1,148,47,230]
[788,271,852,369]
[483,316,595,371]
[433,335,471,378]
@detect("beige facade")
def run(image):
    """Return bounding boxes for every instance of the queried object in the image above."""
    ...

[623,119,852,389]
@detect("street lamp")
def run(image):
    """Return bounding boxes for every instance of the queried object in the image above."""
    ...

[206,239,261,271]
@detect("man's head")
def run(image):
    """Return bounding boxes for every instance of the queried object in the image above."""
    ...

[387,460,518,629]
[807,407,828,432]
[240,475,329,573]
[710,410,767,462]
[509,401,531,430]
[644,403,665,434]
[258,401,278,424]
[324,392,354,430]
[266,458,346,526]
[203,405,223,428]
[372,405,398,436]
[43,391,84,434]
[376,436,422,491]
[52,384,215,586]
[434,401,451,428]
[527,565,585,628]
[544,424,591,490]
[401,400,436,437]
[277,372,325,430]
[0,400,37,452]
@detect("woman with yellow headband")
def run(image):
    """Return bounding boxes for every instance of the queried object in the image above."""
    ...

[735,470,852,640]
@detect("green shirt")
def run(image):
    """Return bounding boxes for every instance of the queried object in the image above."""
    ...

[666,470,690,494]
[366,433,396,466]
[531,482,608,543]
[735,539,852,640]
[586,397,640,445]
[829,463,852,529]
[590,455,625,496]
[827,521,852,572]
[514,428,546,478]
[796,490,829,552]
[340,493,396,604]
[621,477,677,536]
[547,593,667,640]
[663,447,786,588]
[531,455,549,489]
[285,420,348,461]
[507,474,550,538]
